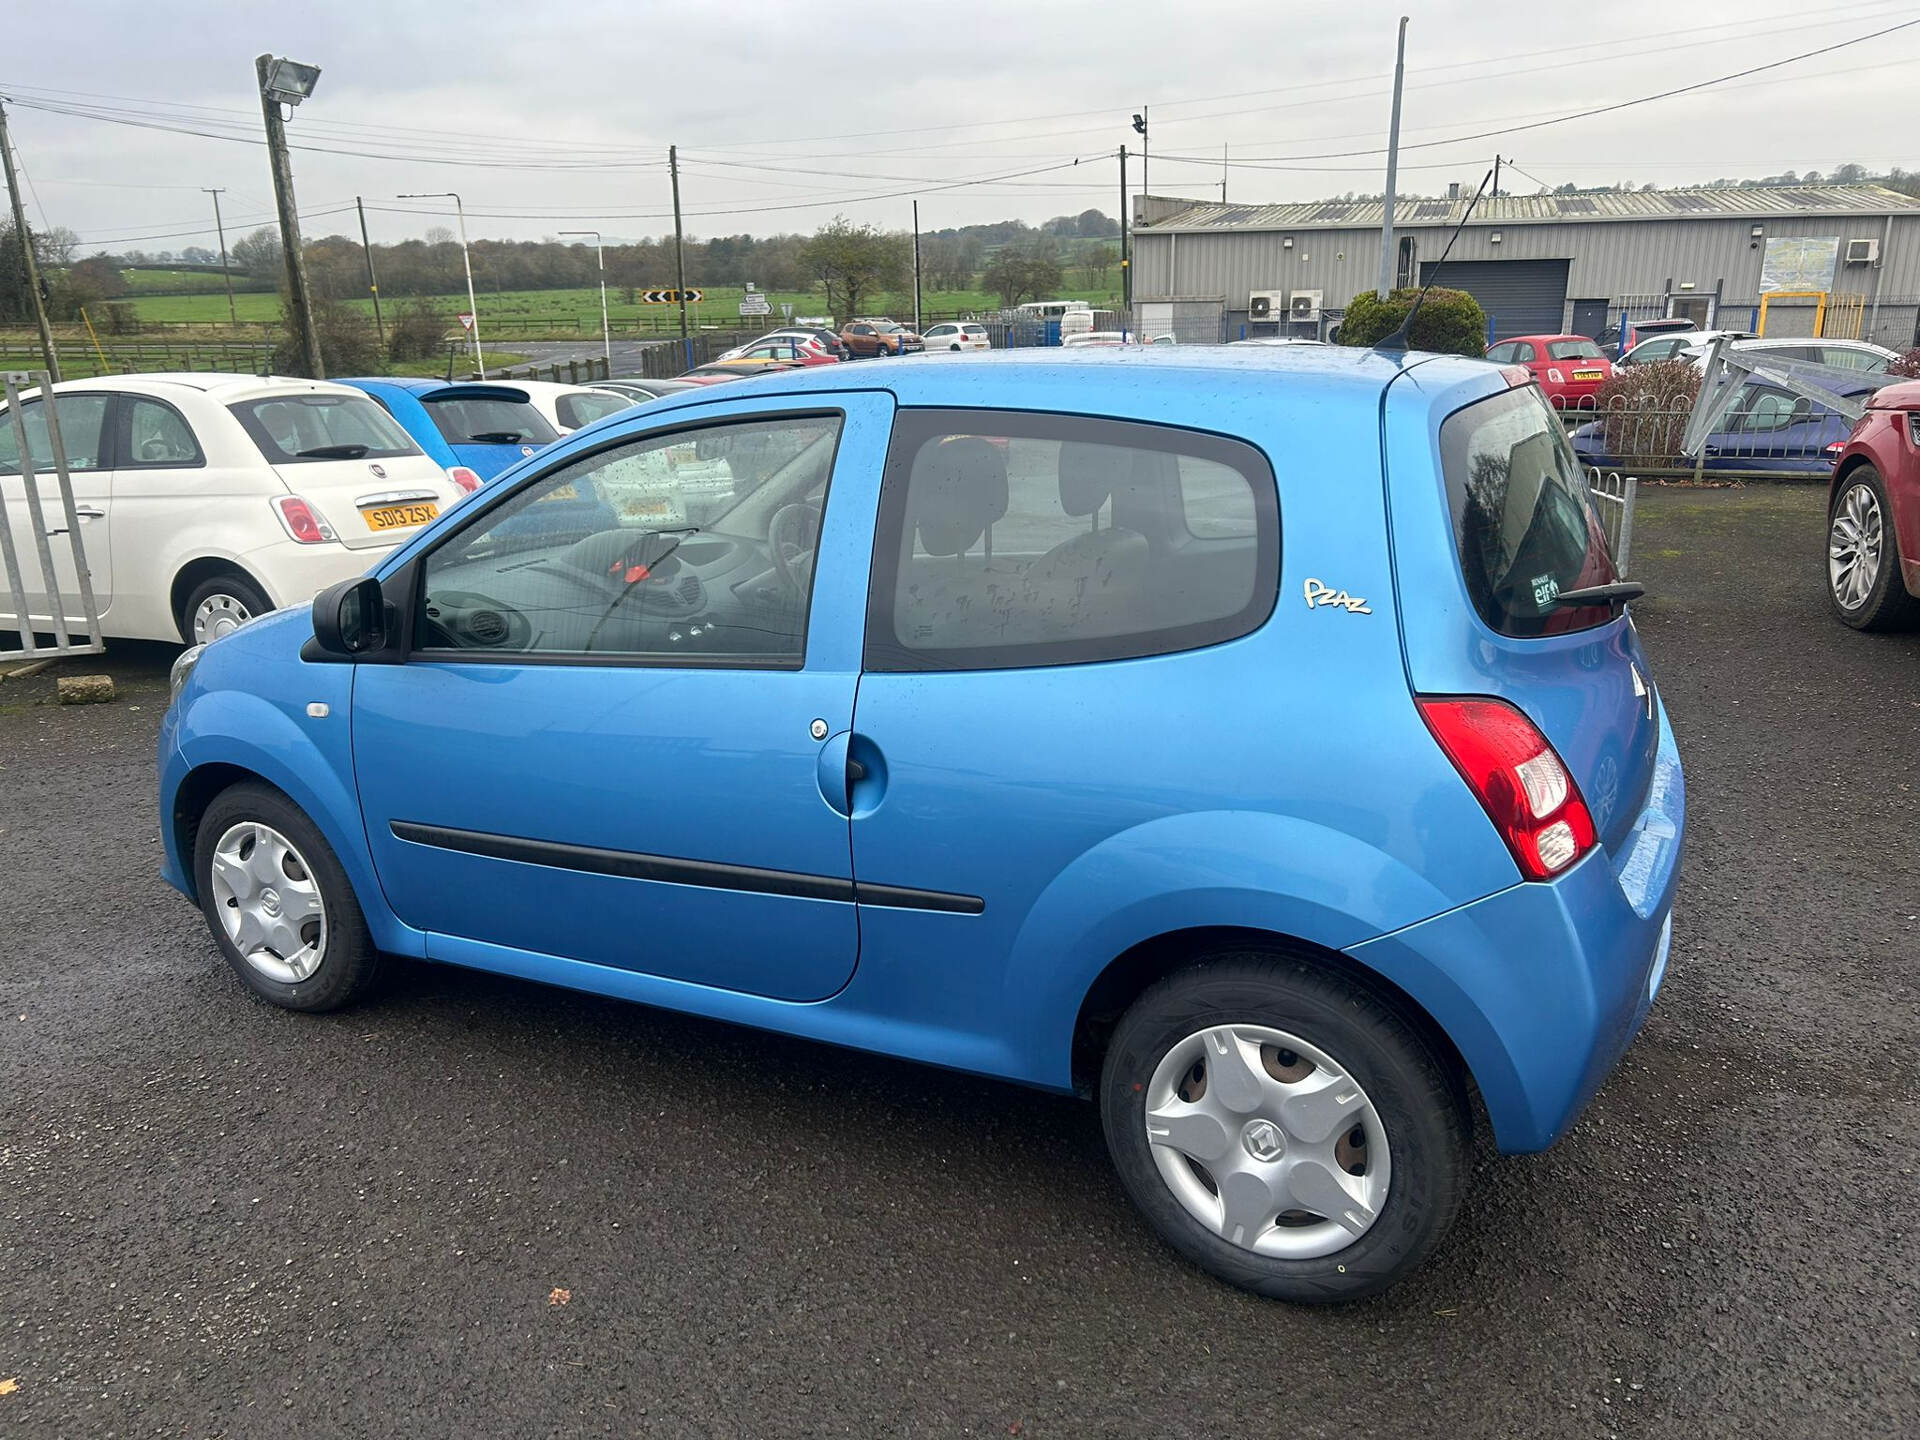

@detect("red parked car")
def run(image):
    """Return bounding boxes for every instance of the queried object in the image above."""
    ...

[1824,377,1920,630]
[1485,335,1615,410]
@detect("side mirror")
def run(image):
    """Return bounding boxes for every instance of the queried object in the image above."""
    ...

[308,575,387,658]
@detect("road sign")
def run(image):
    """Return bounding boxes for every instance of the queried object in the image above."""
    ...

[738,295,772,317]
[456,312,475,332]
[641,288,703,304]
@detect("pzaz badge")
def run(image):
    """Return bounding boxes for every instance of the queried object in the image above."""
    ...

[1303,578,1372,614]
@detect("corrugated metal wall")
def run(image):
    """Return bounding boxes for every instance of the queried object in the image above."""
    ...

[1134,213,1920,328]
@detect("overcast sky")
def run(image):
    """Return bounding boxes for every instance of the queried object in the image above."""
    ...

[6,0,1919,254]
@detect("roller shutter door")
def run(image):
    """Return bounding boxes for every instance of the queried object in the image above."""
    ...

[1419,258,1569,341]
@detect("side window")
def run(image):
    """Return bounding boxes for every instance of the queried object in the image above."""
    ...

[122,396,204,468]
[865,409,1279,671]
[1820,346,1878,371]
[417,412,843,663]
[1486,343,1514,363]
[0,394,110,473]
[1741,390,1800,431]
[1510,343,1536,363]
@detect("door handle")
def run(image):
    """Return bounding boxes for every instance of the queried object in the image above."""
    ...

[846,734,886,817]
[72,505,105,519]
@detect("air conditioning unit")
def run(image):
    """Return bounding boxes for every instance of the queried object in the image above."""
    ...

[1845,237,1880,265]
[1289,290,1324,322]
[1248,290,1283,321]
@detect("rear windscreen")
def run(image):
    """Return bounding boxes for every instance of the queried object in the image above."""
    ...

[230,394,422,464]
[1439,386,1620,637]
[421,395,558,446]
[1546,339,1603,360]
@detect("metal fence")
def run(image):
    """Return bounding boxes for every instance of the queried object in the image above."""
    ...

[0,372,105,659]
[1548,387,1844,482]
[1587,469,1637,575]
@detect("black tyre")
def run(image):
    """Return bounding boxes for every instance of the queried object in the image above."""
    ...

[179,571,272,645]
[193,782,382,1012]
[1827,465,1919,631]
[1100,953,1468,1303]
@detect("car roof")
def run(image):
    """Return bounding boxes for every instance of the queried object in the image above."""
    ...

[1501,334,1598,345]
[44,373,372,404]
[633,343,1502,423]
[502,378,621,400]
[336,376,537,400]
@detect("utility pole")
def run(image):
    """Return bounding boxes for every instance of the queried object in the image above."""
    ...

[560,230,610,369]
[204,187,239,329]
[256,54,325,378]
[1376,17,1409,300]
[355,196,384,351]
[398,193,480,372]
[1222,143,1229,204]
[669,145,690,370]
[1119,145,1131,311]
[911,200,922,333]
[0,102,59,381]
[1492,155,1502,199]
[1131,109,1149,203]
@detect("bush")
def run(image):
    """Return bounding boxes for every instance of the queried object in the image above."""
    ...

[271,295,380,378]
[386,298,450,363]
[1587,358,1700,467]
[1335,286,1486,357]
[99,301,139,336]
[1887,347,1920,379]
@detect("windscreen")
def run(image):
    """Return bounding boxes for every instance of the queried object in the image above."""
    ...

[1440,386,1619,637]
[422,394,559,446]
[230,394,422,464]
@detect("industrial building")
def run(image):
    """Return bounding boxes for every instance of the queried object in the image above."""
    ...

[1128,183,1920,348]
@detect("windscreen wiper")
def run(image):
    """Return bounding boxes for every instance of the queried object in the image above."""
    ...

[469,431,527,443]
[296,443,370,459]
[1548,581,1645,609]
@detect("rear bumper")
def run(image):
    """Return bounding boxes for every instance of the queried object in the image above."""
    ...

[1347,695,1685,1152]
[239,535,397,611]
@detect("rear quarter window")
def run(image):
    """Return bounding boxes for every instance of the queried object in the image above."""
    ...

[1440,386,1620,638]
[555,392,635,430]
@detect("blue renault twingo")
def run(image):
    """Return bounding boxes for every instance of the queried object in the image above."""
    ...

[159,346,1683,1302]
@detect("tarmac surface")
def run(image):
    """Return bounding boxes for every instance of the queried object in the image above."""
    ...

[2,484,1916,1437]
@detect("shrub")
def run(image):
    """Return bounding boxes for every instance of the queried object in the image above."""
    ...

[1587,359,1700,467]
[1887,347,1920,379]
[271,295,380,378]
[1335,285,1486,357]
[99,301,138,336]
[386,298,450,363]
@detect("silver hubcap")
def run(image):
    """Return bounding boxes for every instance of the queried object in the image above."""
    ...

[1144,1024,1391,1260]
[207,822,327,984]
[193,592,254,643]
[1829,483,1884,611]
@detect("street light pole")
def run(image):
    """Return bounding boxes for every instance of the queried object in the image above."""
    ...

[203,187,238,328]
[560,230,610,370]
[255,53,325,379]
[399,191,482,374]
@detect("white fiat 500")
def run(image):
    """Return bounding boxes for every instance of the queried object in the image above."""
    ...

[506,379,637,435]
[1,374,468,645]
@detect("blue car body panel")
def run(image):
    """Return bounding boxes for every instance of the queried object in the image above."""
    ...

[161,348,1685,1153]
[335,377,547,481]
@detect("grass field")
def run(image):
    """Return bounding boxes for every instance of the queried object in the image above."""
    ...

[125,280,1127,333]
[119,268,270,297]
[0,344,527,381]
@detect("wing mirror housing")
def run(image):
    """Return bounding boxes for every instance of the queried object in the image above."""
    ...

[302,575,393,662]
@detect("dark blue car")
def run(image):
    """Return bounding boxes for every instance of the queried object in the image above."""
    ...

[159,349,1683,1303]
[334,378,560,485]
[1572,366,1883,475]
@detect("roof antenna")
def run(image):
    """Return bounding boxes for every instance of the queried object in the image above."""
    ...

[1374,166,1494,354]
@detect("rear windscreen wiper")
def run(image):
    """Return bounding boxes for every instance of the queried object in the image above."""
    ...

[1549,581,1646,609]
[296,443,370,459]
[468,431,527,444]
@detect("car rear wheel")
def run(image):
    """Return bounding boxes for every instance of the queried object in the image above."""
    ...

[1828,466,1919,631]
[193,782,382,1012]
[1100,952,1468,1302]
[180,572,272,645]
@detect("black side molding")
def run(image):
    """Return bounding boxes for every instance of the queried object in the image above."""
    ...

[389,821,983,916]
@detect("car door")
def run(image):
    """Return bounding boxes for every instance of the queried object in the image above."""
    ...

[844,407,1281,1016]
[0,389,113,629]
[351,391,892,1002]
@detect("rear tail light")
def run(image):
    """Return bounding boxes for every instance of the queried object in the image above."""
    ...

[446,466,483,494]
[1418,696,1597,880]
[1547,367,1566,384]
[270,496,336,545]
[1498,364,1533,388]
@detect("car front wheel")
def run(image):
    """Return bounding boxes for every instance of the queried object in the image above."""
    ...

[1101,953,1468,1302]
[1828,466,1918,631]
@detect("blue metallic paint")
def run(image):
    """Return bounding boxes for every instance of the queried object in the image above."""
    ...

[159,348,1684,1155]
[334,377,547,481]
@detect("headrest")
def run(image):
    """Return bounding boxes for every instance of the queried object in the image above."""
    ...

[908,436,1008,557]
[1057,441,1125,518]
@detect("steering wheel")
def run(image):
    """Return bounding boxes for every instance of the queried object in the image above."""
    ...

[768,502,822,595]
[138,437,174,462]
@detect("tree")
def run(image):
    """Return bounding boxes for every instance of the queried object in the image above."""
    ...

[800,216,908,320]
[1089,243,1117,284]
[232,226,282,280]
[981,238,1062,308]
[1335,286,1486,357]
[387,297,451,363]
[67,255,128,303]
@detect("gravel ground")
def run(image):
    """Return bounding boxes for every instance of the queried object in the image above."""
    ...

[2,484,1916,1437]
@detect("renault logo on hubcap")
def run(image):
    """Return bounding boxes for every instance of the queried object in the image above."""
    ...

[1242,1119,1285,1162]
[260,888,282,918]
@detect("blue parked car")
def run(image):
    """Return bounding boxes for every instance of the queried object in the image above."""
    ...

[159,348,1683,1302]
[1571,366,1883,475]
[334,377,560,485]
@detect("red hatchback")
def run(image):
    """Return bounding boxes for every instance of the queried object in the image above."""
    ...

[1824,377,1920,630]
[1485,335,1614,409]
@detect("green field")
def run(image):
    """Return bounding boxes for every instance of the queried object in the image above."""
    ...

[126,280,1128,334]
[120,268,269,297]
